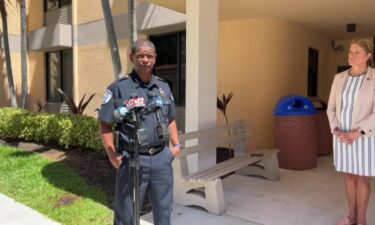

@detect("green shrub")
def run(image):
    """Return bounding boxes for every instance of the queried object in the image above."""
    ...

[0,107,103,153]
[0,107,27,137]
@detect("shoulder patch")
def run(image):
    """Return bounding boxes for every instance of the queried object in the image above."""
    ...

[159,87,165,97]
[102,89,113,104]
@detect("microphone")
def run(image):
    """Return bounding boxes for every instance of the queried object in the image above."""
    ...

[148,91,163,109]
[113,99,130,122]
[125,93,146,111]
[147,91,164,122]
[147,90,169,140]
[125,93,149,146]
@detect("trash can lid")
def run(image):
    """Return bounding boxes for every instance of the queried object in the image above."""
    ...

[273,95,316,116]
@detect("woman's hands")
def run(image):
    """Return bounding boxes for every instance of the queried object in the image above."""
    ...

[334,128,362,144]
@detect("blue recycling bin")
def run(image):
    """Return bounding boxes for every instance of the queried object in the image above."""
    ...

[273,95,316,116]
[273,95,317,170]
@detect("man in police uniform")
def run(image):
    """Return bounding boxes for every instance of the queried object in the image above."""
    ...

[99,39,180,225]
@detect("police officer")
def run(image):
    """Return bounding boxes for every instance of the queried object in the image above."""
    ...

[99,39,180,225]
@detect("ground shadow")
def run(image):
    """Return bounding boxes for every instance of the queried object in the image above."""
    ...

[2,139,151,214]
[3,139,116,208]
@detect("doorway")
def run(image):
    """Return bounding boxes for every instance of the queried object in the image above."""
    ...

[308,48,318,97]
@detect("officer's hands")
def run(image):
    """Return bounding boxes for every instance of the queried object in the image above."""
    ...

[100,122,122,169]
[170,146,180,157]
[109,156,122,169]
[108,153,122,169]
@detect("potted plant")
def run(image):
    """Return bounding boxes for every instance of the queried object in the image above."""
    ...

[216,92,234,163]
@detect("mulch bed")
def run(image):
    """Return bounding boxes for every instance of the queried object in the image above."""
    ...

[0,138,151,215]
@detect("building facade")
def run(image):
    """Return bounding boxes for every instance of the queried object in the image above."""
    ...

[1,0,374,158]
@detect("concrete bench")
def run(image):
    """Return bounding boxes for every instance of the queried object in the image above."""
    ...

[173,119,280,215]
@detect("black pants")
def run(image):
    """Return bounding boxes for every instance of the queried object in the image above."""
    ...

[114,147,174,225]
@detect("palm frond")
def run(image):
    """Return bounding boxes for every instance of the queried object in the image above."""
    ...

[217,92,233,117]
[226,92,233,104]
[57,88,78,114]
[217,97,225,114]
[57,89,96,115]
[77,94,86,112]
[78,93,96,115]
[33,99,49,112]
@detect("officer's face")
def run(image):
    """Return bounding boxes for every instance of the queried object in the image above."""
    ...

[130,45,157,75]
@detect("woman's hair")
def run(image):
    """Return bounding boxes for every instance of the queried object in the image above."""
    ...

[351,38,374,67]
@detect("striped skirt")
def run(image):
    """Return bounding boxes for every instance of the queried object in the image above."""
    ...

[333,136,375,176]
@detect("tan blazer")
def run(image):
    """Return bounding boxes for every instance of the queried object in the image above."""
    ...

[327,67,375,136]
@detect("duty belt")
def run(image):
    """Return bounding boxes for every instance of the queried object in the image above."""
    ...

[128,144,166,155]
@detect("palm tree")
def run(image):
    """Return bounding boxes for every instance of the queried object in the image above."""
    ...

[20,0,27,108]
[128,0,137,48]
[0,0,18,107]
[101,0,121,80]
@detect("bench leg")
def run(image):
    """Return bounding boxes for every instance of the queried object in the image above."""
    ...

[236,154,280,181]
[205,178,226,215]
[173,178,226,215]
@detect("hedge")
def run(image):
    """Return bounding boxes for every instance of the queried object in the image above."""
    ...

[0,107,103,153]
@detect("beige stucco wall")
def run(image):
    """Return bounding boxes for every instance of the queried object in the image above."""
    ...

[77,0,127,25]
[218,18,330,149]
[26,0,44,110]
[0,53,21,105]
[0,0,44,110]
[0,1,19,107]
[28,0,43,31]
[28,52,45,106]
[76,37,142,116]
[0,0,20,35]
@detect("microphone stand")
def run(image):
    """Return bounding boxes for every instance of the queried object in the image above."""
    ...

[114,97,145,225]
[130,106,142,225]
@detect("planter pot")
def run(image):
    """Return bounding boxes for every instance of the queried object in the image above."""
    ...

[216,147,234,164]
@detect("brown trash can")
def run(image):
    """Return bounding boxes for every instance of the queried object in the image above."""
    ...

[309,97,333,156]
[316,110,333,156]
[274,115,317,170]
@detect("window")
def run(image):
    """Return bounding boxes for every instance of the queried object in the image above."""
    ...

[150,31,186,106]
[46,49,73,102]
[44,0,71,12]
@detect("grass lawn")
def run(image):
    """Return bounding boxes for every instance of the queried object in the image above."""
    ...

[0,144,113,225]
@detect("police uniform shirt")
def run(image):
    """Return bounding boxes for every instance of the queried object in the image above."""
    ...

[99,71,176,148]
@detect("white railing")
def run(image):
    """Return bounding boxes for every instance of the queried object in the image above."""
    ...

[44,5,72,25]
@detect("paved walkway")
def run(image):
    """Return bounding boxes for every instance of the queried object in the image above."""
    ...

[2,156,374,225]
[0,192,259,225]
[0,193,60,225]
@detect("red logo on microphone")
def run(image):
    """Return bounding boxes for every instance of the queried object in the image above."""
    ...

[125,97,145,109]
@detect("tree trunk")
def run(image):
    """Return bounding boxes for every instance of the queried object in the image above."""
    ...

[1,4,18,107]
[101,0,121,80]
[20,0,28,108]
[128,0,137,49]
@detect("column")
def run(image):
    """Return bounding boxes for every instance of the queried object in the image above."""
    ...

[185,0,218,172]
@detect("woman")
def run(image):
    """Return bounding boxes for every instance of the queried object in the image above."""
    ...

[327,38,374,225]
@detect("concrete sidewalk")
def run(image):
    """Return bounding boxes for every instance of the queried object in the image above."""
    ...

[2,156,374,225]
[0,191,259,225]
[0,193,60,225]
[141,203,261,225]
